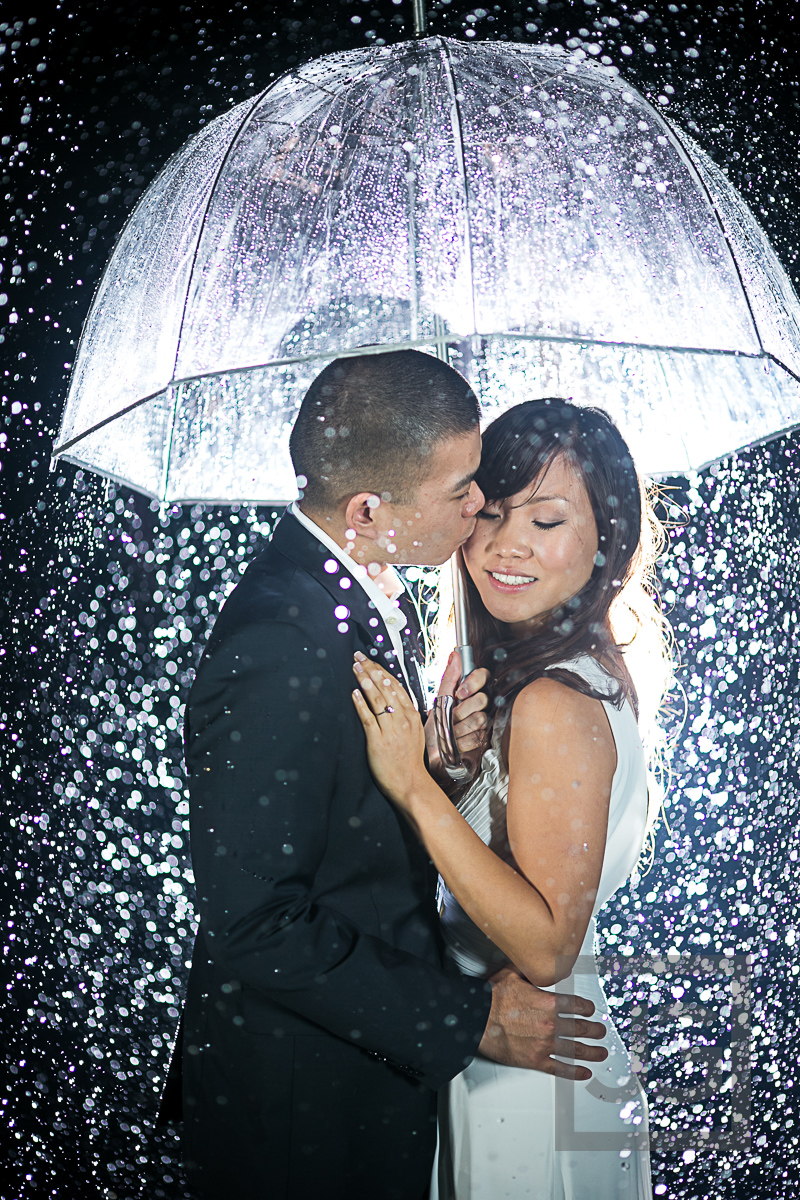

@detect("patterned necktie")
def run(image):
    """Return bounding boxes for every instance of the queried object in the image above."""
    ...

[395,591,428,714]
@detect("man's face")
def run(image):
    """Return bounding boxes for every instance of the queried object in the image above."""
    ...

[373,429,484,567]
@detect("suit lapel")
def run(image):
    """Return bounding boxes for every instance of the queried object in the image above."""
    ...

[395,592,428,714]
[270,513,415,700]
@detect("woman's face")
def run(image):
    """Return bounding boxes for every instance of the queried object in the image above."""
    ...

[463,452,599,638]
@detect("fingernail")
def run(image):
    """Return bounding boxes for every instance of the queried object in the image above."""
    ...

[353,661,363,674]
[354,651,366,662]
[456,686,467,699]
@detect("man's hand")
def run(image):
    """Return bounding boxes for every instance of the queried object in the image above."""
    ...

[425,651,491,784]
[478,966,608,1081]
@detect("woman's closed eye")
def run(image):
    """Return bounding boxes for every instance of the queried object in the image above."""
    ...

[533,519,566,530]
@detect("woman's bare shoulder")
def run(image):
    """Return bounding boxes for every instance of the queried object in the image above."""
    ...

[507,674,617,765]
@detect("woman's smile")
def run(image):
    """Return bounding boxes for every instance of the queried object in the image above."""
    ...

[486,569,538,592]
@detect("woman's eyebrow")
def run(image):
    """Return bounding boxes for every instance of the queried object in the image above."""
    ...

[526,493,569,505]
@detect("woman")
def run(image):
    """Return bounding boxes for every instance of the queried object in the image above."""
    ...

[351,398,673,1200]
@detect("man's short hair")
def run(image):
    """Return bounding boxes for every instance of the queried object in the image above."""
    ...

[289,349,480,510]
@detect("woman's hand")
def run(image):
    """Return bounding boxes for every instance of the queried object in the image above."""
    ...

[352,653,428,810]
[424,651,491,786]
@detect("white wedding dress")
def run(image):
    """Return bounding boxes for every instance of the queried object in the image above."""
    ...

[432,655,653,1200]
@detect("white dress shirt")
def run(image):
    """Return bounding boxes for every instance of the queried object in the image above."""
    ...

[288,503,418,705]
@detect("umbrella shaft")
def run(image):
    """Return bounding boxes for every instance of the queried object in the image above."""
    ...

[412,0,427,37]
[452,554,475,679]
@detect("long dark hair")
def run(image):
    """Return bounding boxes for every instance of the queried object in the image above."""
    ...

[461,399,671,728]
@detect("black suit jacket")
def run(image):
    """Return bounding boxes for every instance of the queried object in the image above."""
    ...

[179,512,491,1197]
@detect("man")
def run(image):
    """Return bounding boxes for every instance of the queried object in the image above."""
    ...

[180,350,606,1198]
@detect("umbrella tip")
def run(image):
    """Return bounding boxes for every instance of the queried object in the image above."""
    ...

[411,0,427,38]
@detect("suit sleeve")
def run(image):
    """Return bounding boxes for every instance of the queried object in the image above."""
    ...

[187,619,490,1090]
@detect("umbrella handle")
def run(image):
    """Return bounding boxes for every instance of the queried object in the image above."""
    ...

[434,554,476,784]
[433,695,472,784]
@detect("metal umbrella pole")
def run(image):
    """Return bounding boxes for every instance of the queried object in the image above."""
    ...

[408,2,474,778]
[408,0,475,778]
[433,553,477,783]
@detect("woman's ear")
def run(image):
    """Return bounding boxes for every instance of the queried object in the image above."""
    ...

[344,492,383,543]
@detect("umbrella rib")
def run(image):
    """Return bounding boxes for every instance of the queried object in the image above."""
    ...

[53,122,223,455]
[162,83,279,502]
[648,415,800,481]
[653,110,766,358]
[440,38,478,339]
[459,45,767,368]
[290,48,423,141]
[57,408,800,504]
[406,48,423,342]
[266,55,416,351]
[53,339,795,461]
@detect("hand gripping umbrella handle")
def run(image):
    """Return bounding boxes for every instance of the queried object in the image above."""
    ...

[434,555,475,784]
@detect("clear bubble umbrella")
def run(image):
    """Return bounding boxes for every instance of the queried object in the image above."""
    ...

[52,35,800,504]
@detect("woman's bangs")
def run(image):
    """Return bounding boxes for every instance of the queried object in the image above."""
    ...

[477,426,567,505]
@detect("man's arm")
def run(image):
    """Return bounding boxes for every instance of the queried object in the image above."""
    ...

[187,620,491,1090]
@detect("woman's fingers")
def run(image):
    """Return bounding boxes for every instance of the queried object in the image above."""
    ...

[455,665,490,702]
[452,707,490,756]
[351,687,379,730]
[444,662,491,757]
[453,709,489,736]
[453,728,487,753]
[436,650,462,699]
[353,653,415,714]
[352,659,398,716]
[453,690,489,721]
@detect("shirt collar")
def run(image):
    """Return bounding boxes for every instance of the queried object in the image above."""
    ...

[288,503,407,629]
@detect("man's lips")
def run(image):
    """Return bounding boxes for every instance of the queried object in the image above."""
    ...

[486,570,537,592]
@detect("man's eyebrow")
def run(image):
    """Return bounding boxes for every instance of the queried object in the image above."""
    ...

[451,471,477,494]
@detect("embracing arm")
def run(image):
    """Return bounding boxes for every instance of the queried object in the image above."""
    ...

[353,662,616,987]
[187,620,491,1089]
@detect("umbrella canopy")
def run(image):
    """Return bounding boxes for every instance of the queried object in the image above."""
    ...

[53,36,800,503]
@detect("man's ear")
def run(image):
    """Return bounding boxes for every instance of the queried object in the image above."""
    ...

[345,492,383,542]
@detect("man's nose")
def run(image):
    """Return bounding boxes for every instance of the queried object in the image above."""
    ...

[463,481,484,517]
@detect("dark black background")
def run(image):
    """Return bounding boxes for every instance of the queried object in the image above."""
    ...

[2,1,800,1197]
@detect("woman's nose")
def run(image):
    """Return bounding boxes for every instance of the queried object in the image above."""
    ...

[495,541,527,558]
[489,522,530,560]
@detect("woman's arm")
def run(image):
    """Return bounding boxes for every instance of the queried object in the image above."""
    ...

[352,657,616,986]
